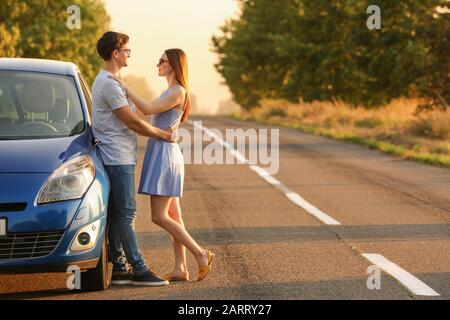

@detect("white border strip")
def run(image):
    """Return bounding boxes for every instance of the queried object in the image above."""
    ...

[190,120,341,226]
[362,254,440,296]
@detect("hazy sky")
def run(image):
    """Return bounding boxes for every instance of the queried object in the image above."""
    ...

[104,0,239,114]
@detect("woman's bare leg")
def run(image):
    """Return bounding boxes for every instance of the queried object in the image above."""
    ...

[167,197,187,273]
[151,195,208,267]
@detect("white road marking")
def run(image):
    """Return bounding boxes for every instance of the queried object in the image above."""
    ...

[249,165,283,186]
[190,121,341,225]
[362,254,440,296]
[285,192,341,225]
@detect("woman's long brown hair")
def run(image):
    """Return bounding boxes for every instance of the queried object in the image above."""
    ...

[165,48,190,123]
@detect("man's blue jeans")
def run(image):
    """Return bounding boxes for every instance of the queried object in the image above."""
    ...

[104,165,147,273]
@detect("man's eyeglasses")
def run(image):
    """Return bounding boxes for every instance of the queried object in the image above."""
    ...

[157,59,169,66]
[120,48,131,56]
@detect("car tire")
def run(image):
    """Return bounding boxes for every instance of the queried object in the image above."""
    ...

[80,232,109,292]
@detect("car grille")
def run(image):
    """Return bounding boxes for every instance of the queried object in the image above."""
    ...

[0,231,64,260]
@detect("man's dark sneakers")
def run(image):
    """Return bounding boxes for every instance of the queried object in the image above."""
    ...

[111,269,133,285]
[132,269,169,287]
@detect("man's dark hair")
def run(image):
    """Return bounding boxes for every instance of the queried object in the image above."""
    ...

[96,31,129,61]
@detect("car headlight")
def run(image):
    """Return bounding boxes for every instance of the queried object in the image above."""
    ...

[37,155,95,204]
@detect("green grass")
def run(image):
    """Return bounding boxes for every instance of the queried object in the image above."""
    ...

[232,113,450,169]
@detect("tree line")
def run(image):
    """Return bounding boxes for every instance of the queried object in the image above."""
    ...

[0,0,110,84]
[212,0,449,111]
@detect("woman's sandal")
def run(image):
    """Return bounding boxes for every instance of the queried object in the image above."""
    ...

[164,271,190,282]
[197,250,215,282]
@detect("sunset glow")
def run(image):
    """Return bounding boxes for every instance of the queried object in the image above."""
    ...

[104,0,239,114]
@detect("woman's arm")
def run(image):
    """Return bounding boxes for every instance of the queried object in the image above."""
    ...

[108,74,185,115]
[128,87,184,115]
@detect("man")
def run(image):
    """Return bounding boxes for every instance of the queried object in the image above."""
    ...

[92,31,171,286]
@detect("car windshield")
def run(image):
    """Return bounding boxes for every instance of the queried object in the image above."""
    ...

[0,71,85,140]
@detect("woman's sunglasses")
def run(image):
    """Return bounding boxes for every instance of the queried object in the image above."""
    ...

[157,59,169,67]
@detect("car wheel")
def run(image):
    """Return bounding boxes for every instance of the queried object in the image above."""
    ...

[80,233,109,292]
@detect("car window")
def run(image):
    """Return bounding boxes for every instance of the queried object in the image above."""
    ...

[0,71,85,140]
[78,73,93,120]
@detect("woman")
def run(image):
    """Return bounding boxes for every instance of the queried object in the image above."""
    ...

[109,48,214,282]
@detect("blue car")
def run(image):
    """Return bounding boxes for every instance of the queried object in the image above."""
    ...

[0,58,110,291]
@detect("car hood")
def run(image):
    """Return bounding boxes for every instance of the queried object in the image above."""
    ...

[0,131,92,173]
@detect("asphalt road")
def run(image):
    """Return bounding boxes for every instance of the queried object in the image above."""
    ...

[0,116,449,300]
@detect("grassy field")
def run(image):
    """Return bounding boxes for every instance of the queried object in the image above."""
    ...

[232,99,450,168]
